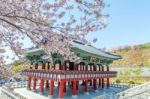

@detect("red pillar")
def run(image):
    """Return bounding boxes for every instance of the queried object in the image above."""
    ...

[93,64,97,91]
[47,62,50,70]
[76,81,79,91]
[101,66,104,88]
[42,63,46,69]
[107,66,110,88]
[72,81,77,96]
[46,80,49,89]
[64,61,67,70]
[81,62,85,85]
[27,76,31,90]
[33,78,37,91]
[93,79,97,90]
[102,78,104,88]
[63,61,67,93]
[85,64,88,92]
[40,79,44,94]
[49,80,54,97]
[99,79,102,87]
[99,65,101,87]
[107,78,110,88]
[71,81,73,87]
[85,80,88,92]
[90,64,92,86]
[64,81,66,93]
[58,81,64,99]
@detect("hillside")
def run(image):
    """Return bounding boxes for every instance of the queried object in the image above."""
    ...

[111,42,150,67]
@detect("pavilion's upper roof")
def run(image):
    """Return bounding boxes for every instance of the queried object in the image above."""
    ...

[70,41,121,60]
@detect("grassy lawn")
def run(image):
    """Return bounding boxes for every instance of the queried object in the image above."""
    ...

[111,76,150,84]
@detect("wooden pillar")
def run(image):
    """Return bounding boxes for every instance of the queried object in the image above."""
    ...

[69,62,74,70]
[72,81,77,96]
[89,64,92,86]
[61,61,66,70]
[54,63,56,70]
[61,61,66,93]
[64,81,66,93]
[74,63,77,70]
[40,79,44,94]
[90,64,92,71]
[69,62,74,87]
[58,81,64,99]
[99,65,102,87]
[33,78,37,91]
[35,63,38,69]
[101,66,104,88]
[59,61,62,70]
[27,76,31,90]
[93,64,96,71]
[49,80,54,97]
[66,61,71,87]
[101,79,103,88]
[85,64,88,71]
[75,64,79,91]
[76,81,79,91]
[85,80,88,93]
[64,61,67,70]
[93,79,97,90]
[42,63,46,69]
[83,63,85,71]
[76,63,79,71]
[84,64,88,93]
[93,64,97,91]
[80,62,82,71]
[46,80,49,89]
[81,62,85,85]
[47,62,50,70]
[107,66,110,88]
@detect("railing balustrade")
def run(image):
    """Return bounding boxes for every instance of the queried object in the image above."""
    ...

[22,69,117,81]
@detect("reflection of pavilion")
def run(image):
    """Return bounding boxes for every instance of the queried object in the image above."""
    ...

[22,41,121,99]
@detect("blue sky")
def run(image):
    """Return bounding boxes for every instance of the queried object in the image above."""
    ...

[88,0,150,50]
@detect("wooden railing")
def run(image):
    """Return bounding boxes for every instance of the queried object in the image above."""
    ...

[22,69,117,81]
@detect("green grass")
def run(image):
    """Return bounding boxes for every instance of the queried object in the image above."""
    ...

[111,77,150,84]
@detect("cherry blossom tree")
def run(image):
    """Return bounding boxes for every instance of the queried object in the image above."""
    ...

[0,0,108,77]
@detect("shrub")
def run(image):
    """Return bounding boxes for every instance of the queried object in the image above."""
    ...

[116,79,121,83]
[129,81,135,84]
[133,68,142,76]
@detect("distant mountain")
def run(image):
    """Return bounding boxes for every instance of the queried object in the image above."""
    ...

[111,42,150,67]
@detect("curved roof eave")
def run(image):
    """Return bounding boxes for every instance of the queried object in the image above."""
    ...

[69,41,121,60]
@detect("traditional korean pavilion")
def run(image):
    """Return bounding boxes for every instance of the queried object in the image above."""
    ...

[22,40,121,99]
